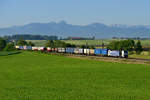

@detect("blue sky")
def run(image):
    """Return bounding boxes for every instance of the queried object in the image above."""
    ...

[0,0,150,28]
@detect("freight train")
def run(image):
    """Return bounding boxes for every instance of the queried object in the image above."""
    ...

[15,46,128,58]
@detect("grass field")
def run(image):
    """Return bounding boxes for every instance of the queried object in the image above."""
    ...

[129,51,150,59]
[27,39,150,47]
[0,51,150,100]
[26,40,47,46]
[0,51,21,56]
[64,39,150,46]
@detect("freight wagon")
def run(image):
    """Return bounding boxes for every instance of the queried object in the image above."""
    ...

[94,49,101,55]
[89,49,95,55]
[66,48,74,54]
[15,46,128,58]
[79,48,84,54]
[74,48,79,54]
[58,48,66,53]
[101,49,108,56]
[47,47,52,52]
[84,49,90,55]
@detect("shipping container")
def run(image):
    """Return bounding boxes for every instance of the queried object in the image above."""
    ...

[26,46,32,50]
[58,48,65,53]
[94,49,102,55]
[84,49,90,55]
[32,47,38,51]
[38,47,45,51]
[90,49,95,55]
[57,48,62,53]
[61,48,66,53]
[15,46,19,49]
[101,49,108,55]
[79,48,84,54]
[66,48,74,53]
[66,48,69,53]
[23,46,27,50]
[19,46,24,50]
[47,47,52,52]
[54,48,58,52]
[51,48,55,52]
[74,48,79,54]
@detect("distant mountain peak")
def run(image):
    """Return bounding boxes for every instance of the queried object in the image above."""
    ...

[0,21,150,38]
[58,20,67,24]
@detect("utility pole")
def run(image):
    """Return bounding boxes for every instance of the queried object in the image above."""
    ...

[102,40,104,49]
[86,40,88,55]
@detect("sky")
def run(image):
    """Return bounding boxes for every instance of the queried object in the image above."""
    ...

[0,0,150,28]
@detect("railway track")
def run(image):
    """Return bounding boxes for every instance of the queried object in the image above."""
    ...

[127,58,150,61]
[65,54,150,65]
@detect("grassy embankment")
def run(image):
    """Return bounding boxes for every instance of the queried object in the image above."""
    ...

[129,51,150,59]
[0,51,150,100]
[0,51,21,56]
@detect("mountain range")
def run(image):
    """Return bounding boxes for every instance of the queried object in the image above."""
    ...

[0,21,150,39]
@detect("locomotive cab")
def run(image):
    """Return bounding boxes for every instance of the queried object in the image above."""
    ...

[121,50,128,58]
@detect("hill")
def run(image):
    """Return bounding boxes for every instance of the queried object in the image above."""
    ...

[0,21,150,38]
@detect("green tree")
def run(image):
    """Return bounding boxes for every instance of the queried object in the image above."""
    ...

[127,39,135,51]
[135,40,143,54]
[17,39,27,46]
[0,38,6,51]
[4,43,15,51]
[45,40,55,47]
[80,45,86,49]
[28,41,35,46]
[102,42,104,49]
[107,39,135,51]
[54,40,66,47]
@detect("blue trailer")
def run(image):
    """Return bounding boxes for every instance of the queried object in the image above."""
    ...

[19,46,23,50]
[94,49,102,55]
[66,48,74,53]
[26,46,32,50]
[101,49,108,56]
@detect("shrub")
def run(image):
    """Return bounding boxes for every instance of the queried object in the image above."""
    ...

[0,38,6,51]
[4,43,16,51]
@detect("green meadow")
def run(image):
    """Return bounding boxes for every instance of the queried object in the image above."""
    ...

[0,51,150,100]
[64,39,150,46]
[0,51,21,56]
[27,39,150,46]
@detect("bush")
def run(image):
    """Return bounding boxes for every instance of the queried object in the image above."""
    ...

[135,40,143,55]
[4,43,16,51]
[45,40,76,48]
[17,39,27,46]
[128,51,134,55]
[148,51,150,56]
[0,38,6,51]
[28,41,35,46]
[107,39,135,51]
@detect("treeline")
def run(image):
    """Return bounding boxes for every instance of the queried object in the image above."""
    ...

[15,39,76,48]
[0,38,16,51]
[0,38,36,51]
[112,37,150,40]
[17,39,35,46]
[63,36,95,40]
[4,34,58,41]
[45,40,76,48]
[45,40,95,49]
[107,39,143,54]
